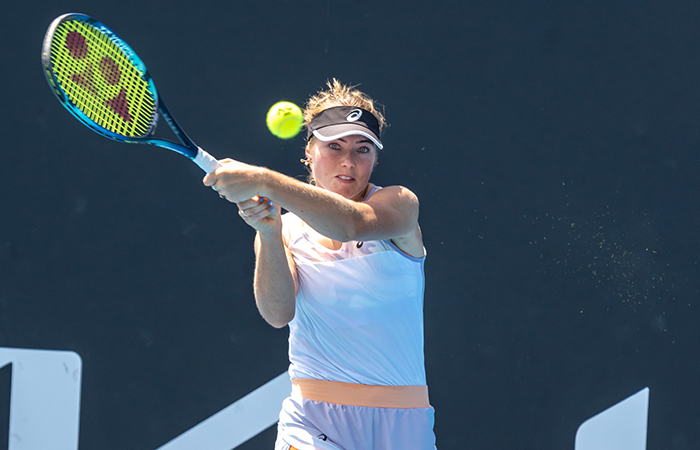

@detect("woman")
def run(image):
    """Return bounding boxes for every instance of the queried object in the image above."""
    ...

[204,80,436,449]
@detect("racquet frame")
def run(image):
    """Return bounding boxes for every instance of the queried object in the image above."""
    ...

[42,13,220,173]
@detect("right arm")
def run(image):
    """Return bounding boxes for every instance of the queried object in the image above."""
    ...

[253,229,298,328]
[238,196,298,328]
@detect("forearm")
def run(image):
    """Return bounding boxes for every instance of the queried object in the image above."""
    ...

[253,231,297,328]
[205,160,417,242]
[259,171,367,241]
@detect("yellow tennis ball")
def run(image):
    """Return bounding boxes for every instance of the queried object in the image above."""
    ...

[266,101,303,139]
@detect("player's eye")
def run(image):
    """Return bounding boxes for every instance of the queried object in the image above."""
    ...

[358,146,370,153]
[329,142,340,149]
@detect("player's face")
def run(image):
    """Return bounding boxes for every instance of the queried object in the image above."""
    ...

[307,135,377,201]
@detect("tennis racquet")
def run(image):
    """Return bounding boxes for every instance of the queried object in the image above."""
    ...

[41,13,221,173]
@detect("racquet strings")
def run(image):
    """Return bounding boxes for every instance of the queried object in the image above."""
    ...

[49,19,157,138]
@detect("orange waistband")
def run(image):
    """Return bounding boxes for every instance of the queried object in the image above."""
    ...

[291,378,430,409]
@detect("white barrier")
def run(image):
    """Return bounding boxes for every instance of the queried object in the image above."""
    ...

[575,387,649,450]
[0,346,651,450]
[0,348,82,450]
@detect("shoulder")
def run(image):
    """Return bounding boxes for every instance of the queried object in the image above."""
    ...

[366,185,419,205]
[364,185,423,256]
[365,185,420,221]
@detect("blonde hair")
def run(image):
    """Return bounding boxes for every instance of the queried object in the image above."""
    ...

[303,79,387,133]
[302,79,385,185]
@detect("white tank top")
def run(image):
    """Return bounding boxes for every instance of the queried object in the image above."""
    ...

[281,186,427,386]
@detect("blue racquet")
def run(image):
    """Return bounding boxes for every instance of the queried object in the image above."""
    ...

[41,13,221,173]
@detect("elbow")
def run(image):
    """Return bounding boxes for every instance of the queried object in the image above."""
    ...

[254,283,297,329]
[327,227,356,243]
[257,298,295,328]
[337,213,364,242]
[337,229,357,243]
[265,311,294,329]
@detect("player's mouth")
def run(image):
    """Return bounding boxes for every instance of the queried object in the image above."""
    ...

[336,175,355,182]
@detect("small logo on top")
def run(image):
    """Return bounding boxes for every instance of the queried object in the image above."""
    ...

[346,109,362,122]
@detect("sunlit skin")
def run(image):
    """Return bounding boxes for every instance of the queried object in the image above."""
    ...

[305,135,378,201]
[203,133,421,257]
[201,135,378,237]
[202,132,423,327]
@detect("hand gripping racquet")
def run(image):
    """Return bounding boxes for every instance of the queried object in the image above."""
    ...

[41,13,221,173]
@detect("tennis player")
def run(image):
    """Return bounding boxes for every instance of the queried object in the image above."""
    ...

[204,80,436,449]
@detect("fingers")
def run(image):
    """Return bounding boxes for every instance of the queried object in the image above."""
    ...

[203,159,234,188]
[202,159,238,186]
[237,196,268,209]
[202,160,258,202]
[238,196,272,219]
[203,173,216,187]
[235,196,281,235]
[238,202,273,223]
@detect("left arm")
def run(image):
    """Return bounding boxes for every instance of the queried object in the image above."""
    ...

[203,160,420,244]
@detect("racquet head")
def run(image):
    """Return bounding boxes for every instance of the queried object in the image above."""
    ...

[42,13,159,142]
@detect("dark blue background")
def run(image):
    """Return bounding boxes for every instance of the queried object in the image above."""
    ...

[1,0,699,448]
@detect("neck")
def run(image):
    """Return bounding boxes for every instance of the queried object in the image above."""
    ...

[351,184,371,202]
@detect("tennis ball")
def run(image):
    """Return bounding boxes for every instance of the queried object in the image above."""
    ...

[266,101,303,139]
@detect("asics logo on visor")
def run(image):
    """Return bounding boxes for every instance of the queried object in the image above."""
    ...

[346,108,363,122]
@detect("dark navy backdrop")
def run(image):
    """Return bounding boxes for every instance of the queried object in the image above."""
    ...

[1,0,698,448]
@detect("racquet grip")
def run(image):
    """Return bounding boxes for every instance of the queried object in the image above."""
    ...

[193,147,222,173]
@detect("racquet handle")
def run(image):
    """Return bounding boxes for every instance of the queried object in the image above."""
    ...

[193,147,223,173]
